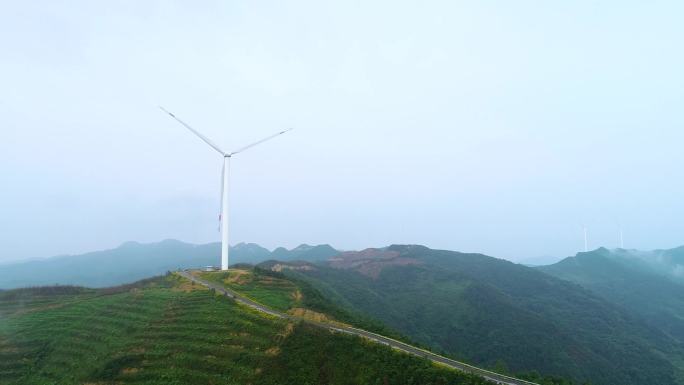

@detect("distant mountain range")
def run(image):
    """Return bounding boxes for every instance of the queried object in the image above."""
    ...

[0,240,338,289]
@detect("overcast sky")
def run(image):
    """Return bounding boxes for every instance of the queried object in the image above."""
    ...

[2,1,683,264]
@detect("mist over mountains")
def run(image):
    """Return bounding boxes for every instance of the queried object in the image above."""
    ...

[0,240,338,289]
[539,247,684,343]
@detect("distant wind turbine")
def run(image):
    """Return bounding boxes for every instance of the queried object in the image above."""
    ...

[582,225,588,252]
[619,226,624,249]
[160,107,292,270]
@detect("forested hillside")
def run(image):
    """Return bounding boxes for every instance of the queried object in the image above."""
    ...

[279,245,683,385]
[539,247,684,343]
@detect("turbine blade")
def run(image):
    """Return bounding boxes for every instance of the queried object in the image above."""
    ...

[230,128,293,156]
[159,106,226,155]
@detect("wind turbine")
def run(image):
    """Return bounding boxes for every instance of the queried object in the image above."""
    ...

[160,107,292,270]
[582,224,588,252]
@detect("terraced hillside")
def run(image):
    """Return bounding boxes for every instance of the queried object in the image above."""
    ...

[0,272,488,385]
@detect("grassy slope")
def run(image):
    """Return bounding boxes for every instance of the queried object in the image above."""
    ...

[0,273,487,385]
[0,276,281,384]
[199,269,298,311]
[198,268,404,339]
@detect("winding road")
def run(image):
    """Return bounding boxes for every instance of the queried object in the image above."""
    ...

[178,270,538,385]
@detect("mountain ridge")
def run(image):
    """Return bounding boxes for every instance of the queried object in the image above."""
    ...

[0,240,338,289]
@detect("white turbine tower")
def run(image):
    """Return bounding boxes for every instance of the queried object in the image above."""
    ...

[582,225,588,252]
[160,107,292,270]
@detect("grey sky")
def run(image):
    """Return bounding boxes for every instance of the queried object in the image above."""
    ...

[2,1,683,264]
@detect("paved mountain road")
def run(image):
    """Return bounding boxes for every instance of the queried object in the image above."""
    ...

[178,270,538,385]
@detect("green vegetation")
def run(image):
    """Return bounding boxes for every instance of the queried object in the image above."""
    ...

[259,323,489,385]
[0,285,96,318]
[0,273,489,385]
[200,268,299,311]
[539,247,684,343]
[283,245,680,385]
[539,247,684,384]
[199,267,404,339]
[0,275,285,384]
